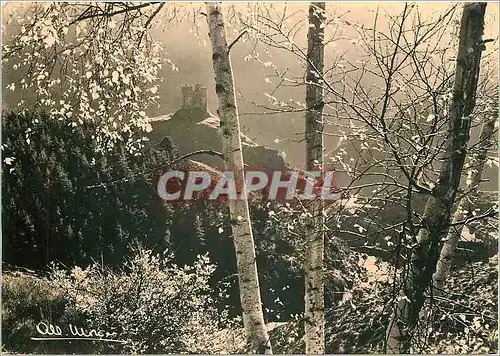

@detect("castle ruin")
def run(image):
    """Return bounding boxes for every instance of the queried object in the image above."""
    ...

[181,84,207,111]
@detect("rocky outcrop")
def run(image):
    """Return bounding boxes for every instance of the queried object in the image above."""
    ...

[147,84,288,172]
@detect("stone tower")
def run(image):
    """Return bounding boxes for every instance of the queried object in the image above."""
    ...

[181,84,207,112]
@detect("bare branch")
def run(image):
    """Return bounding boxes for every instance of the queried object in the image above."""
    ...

[228,30,248,52]
[70,2,158,25]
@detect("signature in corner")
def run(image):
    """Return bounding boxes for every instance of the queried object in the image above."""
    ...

[31,321,127,344]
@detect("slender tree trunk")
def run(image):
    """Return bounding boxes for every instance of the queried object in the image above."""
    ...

[386,3,487,353]
[206,3,272,354]
[433,113,497,290]
[304,2,326,354]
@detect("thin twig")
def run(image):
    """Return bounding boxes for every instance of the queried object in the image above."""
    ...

[228,30,248,52]
[70,2,157,25]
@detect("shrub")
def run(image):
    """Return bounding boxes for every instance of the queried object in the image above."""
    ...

[1,271,85,354]
[2,249,238,354]
[50,249,234,354]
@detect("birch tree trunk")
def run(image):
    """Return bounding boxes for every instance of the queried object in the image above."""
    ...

[386,3,488,353]
[432,113,497,290]
[206,3,272,354]
[304,2,326,354]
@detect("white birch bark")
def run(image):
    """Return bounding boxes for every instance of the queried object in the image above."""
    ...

[432,114,497,290]
[304,2,326,354]
[386,3,488,353]
[206,3,272,354]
